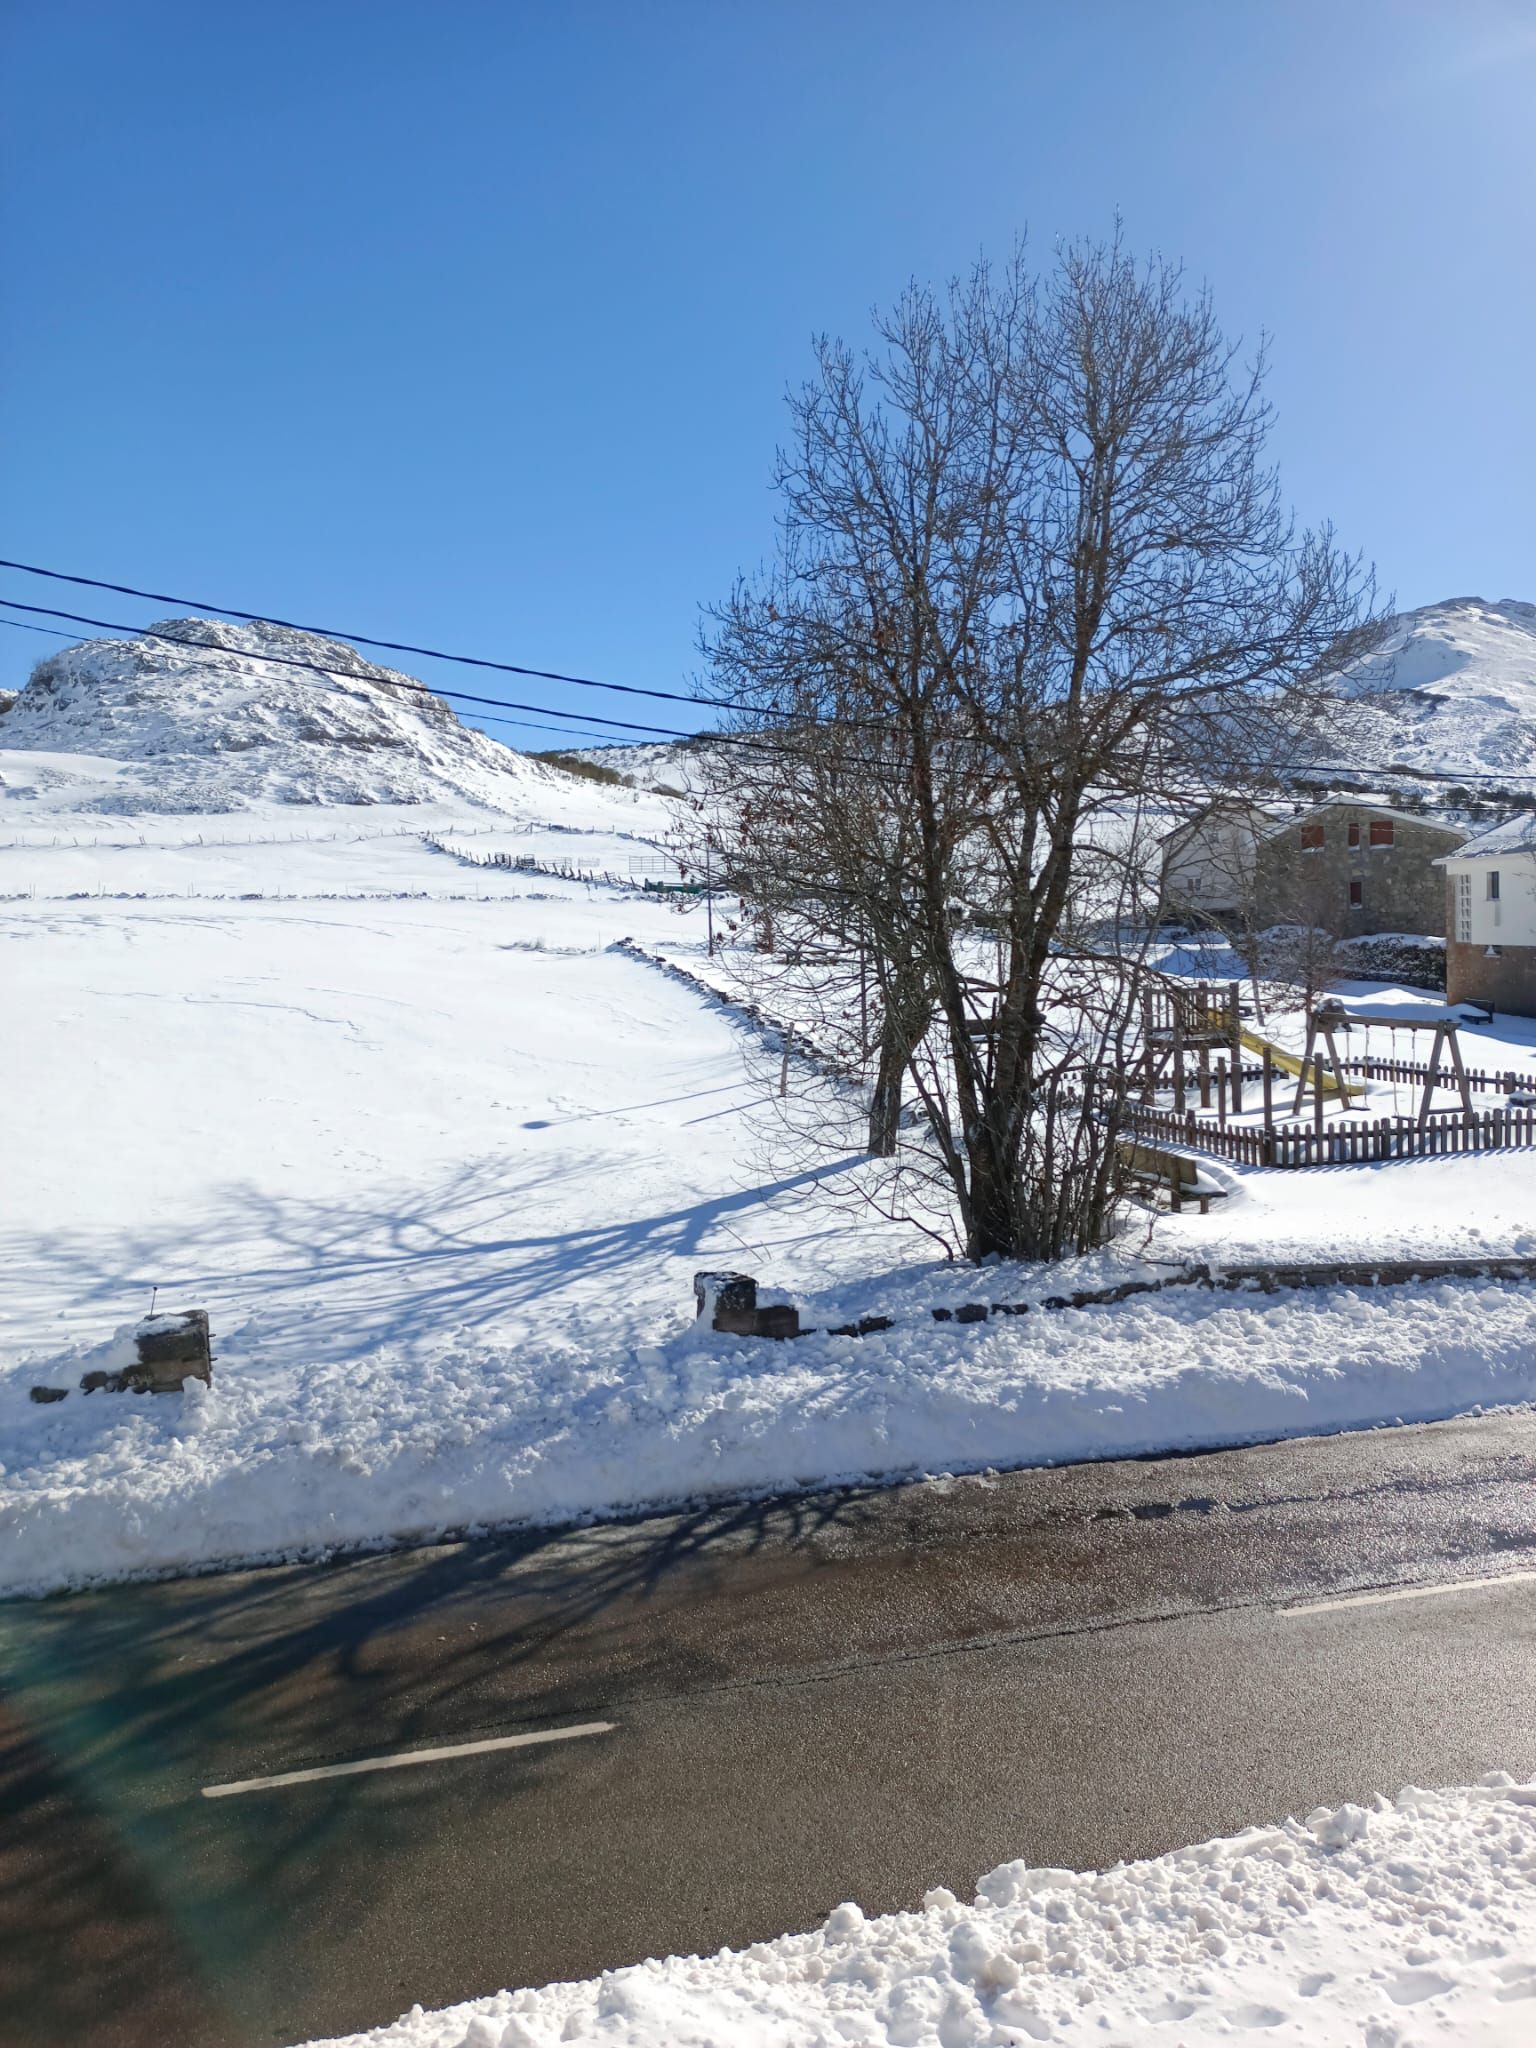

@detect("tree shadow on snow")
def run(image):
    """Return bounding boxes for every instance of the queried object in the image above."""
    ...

[0,1150,873,1373]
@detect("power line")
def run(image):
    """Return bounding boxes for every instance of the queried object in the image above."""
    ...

[0,611,698,752]
[0,615,72,640]
[0,600,850,766]
[1274,759,1536,789]
[0,552,759,718]
[2,598,1532,793]
[0,598,708,742]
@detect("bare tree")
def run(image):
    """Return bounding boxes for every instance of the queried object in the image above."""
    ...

[689,234,1384,1263]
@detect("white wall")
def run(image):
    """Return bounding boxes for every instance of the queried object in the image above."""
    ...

[1443,852,1536,947]
[1162,812,1261,914]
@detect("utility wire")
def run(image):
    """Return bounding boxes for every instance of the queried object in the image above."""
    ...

[0,615,71,640]
[0,553,764,719]
[0,598,711,742]
[0,617,629,745]
[2,596,1532,793]
[0,599,853,764]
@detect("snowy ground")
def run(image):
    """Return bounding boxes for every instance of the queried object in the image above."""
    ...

[299,1776,1536,2048]
[4,752,1536,1596]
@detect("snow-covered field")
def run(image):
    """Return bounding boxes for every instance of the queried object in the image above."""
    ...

[4,833,1536,1596]
[301,1776,1536,2048]
[3,612,1536,1598]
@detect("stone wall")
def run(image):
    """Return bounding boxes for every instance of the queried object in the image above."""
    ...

[1333,933,1446,992]
[1254,805,1463,940]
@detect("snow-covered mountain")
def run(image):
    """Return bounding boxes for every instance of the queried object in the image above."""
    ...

[6,595,1531,821]
[568,601,1536,799]
[1334,596,1536,788]
[0,616,558,813]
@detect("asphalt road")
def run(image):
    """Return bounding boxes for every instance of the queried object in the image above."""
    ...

[4,1409,1536,2048]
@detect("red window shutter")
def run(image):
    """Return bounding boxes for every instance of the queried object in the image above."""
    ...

[1369,819,1394,847]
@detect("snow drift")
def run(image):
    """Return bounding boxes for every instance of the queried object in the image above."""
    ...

[301,1776,1536,2048]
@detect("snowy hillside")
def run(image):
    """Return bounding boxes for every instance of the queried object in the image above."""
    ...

[4,612,1536,1602]
[559,736,718,792]
[1335,596,1536,787]
[0,616,565,813]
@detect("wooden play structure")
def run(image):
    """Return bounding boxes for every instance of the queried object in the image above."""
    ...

[1123,977,1534,1169]
[1140,980,1245,1116]
[1291,1000,1474,1130]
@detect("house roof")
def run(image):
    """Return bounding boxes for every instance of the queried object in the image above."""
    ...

[1255,795,1465,847]
[1156,798,1288,852]
[1434,811,1536,864]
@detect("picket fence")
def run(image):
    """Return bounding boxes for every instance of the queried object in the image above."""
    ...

[1123,1099,1536,1169]
[1174,1053,1525,1099]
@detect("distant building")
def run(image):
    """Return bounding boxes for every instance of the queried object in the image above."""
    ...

[1157,799,1282,923]
[1437,812,1536,1017]
[1253,796,1466,940]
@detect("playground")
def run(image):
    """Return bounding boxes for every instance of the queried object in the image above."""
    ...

[1130,978,1536,1171]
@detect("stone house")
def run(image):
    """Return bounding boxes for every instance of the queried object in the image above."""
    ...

[1251,796,1466,940]
[1437,812,1536,1017]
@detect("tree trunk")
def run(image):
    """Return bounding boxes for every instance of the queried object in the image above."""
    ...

[867,1023,905,1156]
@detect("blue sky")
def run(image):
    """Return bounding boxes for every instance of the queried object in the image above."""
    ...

[4,1,1534,742]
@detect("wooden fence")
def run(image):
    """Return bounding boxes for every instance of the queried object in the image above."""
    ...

[1330,1051,1525,1096]
[1122,1099,1536,1168]
[1165,1053,1526,1098]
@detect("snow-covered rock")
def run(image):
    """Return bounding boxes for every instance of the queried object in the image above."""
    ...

[1,616,562,813]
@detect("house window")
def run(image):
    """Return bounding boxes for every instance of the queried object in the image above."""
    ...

[1456,872,1472,941]
[1487,870,1501,901]
[1299,821,1325,852]
[1369,819,1394,848]
[1349,879,1363,907]
[1347,821,1361,848]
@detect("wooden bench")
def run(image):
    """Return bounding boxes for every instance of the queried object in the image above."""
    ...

[1117,1138,1229,1216]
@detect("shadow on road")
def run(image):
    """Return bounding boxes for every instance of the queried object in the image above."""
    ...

[0,1484,878,2047]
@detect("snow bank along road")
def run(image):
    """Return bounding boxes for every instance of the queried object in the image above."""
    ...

[3,1408,1534,2048]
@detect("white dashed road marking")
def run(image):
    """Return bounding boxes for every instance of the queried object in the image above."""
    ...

[202,1720,615,1798]
[1282,1569,1536,1618]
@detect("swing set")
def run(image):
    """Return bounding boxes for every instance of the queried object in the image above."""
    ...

[1292,1000,1475,1131]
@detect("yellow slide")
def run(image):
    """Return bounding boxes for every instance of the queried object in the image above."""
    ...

[1238,1027,1366,1100]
